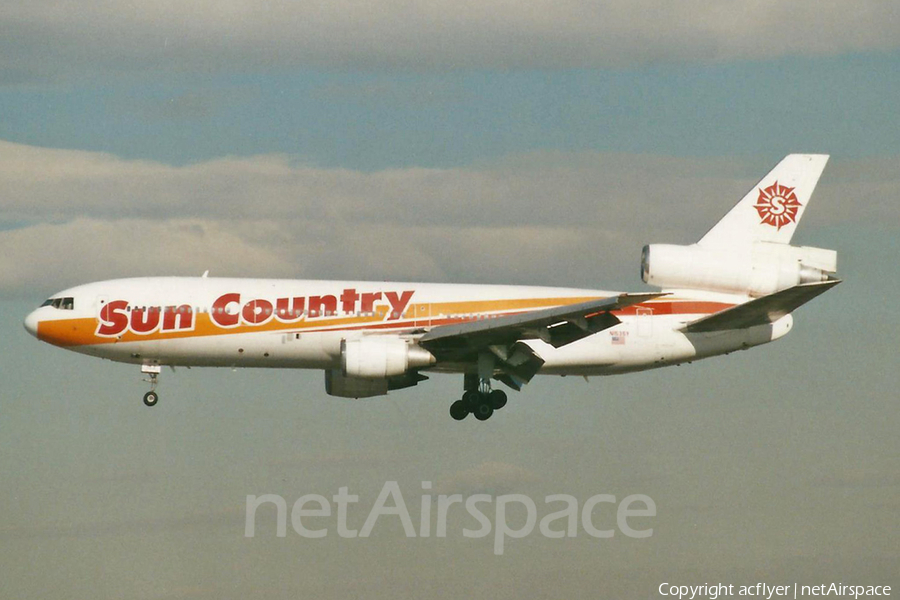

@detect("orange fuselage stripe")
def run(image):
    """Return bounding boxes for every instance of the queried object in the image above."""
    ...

[36,298,735,347]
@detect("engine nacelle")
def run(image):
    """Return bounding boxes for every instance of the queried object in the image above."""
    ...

[641,242,836,297]
[325,370,390,398]
[341,337,435,379]
[324,368,429,399]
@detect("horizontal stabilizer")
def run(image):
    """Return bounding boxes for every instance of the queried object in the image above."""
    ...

[681,279,841,333]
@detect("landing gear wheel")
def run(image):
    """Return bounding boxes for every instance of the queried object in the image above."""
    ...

[472,401,494,421]
[488,389,508,410]
[450,400,469,421]
[462,389,481,408]
[143,391,159,407]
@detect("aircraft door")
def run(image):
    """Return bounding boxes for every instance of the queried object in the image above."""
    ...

[636,307,653,337]
[414,303,431,328]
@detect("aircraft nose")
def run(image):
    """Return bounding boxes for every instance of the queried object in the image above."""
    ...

[23,310,39,337]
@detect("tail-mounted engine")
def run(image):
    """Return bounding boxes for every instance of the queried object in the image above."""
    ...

[641,242,837,297]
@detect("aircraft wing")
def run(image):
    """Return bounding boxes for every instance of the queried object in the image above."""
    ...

[420,292,666,352]
[418,292,666,388]
[681,279,841,334]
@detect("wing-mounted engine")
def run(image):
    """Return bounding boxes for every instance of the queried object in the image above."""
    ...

[641,242,837,297]
[325,337,435,398]
[325,369,428,398]
[342,337,435,378]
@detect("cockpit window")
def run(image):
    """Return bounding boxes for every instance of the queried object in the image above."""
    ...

[40,297,75,310]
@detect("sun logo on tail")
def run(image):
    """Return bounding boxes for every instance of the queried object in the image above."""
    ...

[754,181,802,230]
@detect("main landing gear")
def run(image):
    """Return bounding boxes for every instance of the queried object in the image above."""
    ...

[141,363,161,407]
[450,358,508,421]
[450,387,507,421]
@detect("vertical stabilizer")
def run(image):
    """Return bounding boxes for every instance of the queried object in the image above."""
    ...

[698,154,829,248]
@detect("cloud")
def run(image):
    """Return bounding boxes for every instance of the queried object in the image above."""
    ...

[0,504,245,540]
[1,0,898,80]
[434,461,540,496]
[269,451,390,470]
[2,140,896,298]
[810,466,900,489]
[0,218,286,297]
[0,141,745,229]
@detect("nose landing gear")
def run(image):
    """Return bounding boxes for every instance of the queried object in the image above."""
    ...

[143,389,159,407]
[141,363,161,407]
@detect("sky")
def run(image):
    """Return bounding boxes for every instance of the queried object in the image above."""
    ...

[1,1,899,598]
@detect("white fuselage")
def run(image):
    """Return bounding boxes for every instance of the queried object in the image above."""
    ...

[24,276,791,377]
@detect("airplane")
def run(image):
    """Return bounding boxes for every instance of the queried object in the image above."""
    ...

[23,154,840,421]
